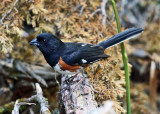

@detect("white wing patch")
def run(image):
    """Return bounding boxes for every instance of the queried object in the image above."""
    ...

[90,45,97,47]
[82,59,87,63]
[81,44,87,46]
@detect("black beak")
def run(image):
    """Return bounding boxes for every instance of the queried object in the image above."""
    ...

[30,38,39,46]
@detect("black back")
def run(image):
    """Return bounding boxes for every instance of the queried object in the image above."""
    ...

[61,43,109,65]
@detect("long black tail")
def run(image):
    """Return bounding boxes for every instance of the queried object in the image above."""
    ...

[98,28,144,49]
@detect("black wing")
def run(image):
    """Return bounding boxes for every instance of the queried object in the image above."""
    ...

[61,43,110,65]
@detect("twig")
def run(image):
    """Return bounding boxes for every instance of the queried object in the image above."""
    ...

[74,0,87,16]
[101,0,108,26]
[11,83,51,114]
[12,100,36,114]
[35,83,51,114]
[80,0,87,16]
[74,4,81,11]
[55,70,60,87]
[86,9,101,23]
[0,0,18,24]
[16,60,48,87]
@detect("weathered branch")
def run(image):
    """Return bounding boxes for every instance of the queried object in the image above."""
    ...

[101,0,108,26]
[35,83,51,114]
[11,83,51,114]
[60,73,98,114]
[12,100,36,114]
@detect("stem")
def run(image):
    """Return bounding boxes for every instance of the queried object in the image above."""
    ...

[110,0,131,114]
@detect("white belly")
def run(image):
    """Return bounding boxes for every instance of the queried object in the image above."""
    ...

[54,64,82,75]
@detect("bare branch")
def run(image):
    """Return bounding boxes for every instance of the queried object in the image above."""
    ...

[86,9,101,23]
[12,100,36,114]
[80,0,87,16]
[101,0,108,26]
[12,100,20,114]
[54,70,60,87]
[74,0,87,16]
[35,83,51,114]
[11,83,51,114]
[60,73,98,113]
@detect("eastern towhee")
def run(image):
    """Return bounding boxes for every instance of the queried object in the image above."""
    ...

[30,28,143,75]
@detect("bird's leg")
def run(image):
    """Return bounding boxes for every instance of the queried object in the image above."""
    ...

[62,73,79,101]
[64,71,86,101]
[69,73,79,82]
[64,77,85,102]
[64,73,79,85]
[70,71,86,91]
[71,76,85,91]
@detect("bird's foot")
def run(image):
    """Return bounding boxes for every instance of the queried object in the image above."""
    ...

[63,77,85,102]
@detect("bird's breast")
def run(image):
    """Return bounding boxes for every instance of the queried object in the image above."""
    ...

[54,57,82,75]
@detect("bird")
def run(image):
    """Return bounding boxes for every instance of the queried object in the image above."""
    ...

[30,28,143,75]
